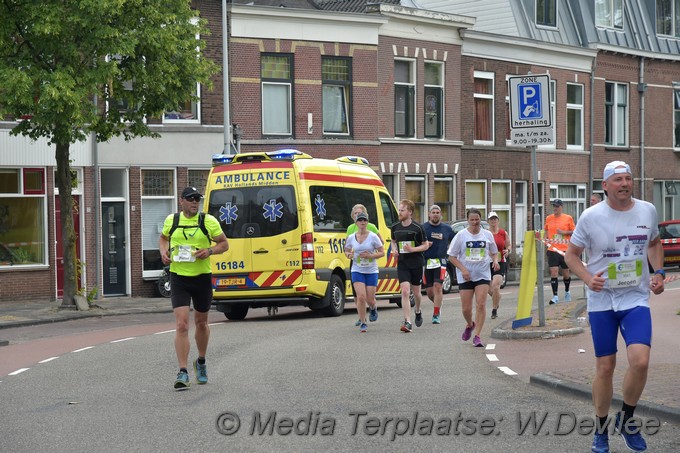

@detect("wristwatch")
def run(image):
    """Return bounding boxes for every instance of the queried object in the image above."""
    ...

[654,269,665,278]
[208,248,213,256]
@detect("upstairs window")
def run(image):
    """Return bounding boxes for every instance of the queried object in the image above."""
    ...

[394,60,415,138]
[474,71,494,144]
[596,0,624,29]
[536,0,557,28]
[656,0,680,37]
[322,57,351,135]
[261,54,293,136]
[424,62,443,138]
[605,82,628,147]
[674,89,680,148]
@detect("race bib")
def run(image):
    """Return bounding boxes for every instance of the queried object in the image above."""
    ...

[465,247,485,262]
[426,258,442,269]
[399,241,415,253]
[607,260,642,288]
[174,245,196,263]
[355,256,374,267]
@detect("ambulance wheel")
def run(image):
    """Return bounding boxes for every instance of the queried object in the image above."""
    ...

[224,304,249,320]
[322,275,345,317]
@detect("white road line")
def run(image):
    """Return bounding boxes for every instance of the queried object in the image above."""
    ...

[71,346,94,353]
[486,343,496,350]
[38,357,59,363]
[110,337,135,343]
[155,329,175,335]
[9,368,29,376]
[498,366,518,376]
[486,354,499,362]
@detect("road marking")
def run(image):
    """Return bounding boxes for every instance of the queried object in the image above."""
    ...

[72,346,94,353]
[110,337,135,343]
[486,354,499,362]
[486,343,496,350]
[155,329,175,335]
[498,366,518,376]
[38,357,59,363]
[9,368,29,376]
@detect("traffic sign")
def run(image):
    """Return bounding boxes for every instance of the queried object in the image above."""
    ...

[509,74,553,146]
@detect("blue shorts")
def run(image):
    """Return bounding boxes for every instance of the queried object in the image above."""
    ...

[351,271,378,287]
[588,306,652,357]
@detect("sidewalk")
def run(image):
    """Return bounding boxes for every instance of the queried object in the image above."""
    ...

[1,293,679,425]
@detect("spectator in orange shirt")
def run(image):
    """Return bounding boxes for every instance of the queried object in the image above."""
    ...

[544,199,575,304]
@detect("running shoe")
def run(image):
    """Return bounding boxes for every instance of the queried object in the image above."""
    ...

[473,335,484,348]
[564,291,572,302]
[415,311,423,327]
[400,321,412,333]
[174,370,190,390]
[461,322,475,341]
[360,322,368,333]
[491,309,498,319]
[549,295,559,305]
[591,432,610,453]
[194,359,208,385]
[355,319,361,326]
[369,306,378,322]
[432,314,441,324]
[615,413,647,452]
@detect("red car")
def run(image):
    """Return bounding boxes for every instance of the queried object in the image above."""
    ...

[659,220,680,268]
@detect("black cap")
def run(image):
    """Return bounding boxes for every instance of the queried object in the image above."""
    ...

[355,212,369,222]
[551,199,563,206]
[181,187,203,199]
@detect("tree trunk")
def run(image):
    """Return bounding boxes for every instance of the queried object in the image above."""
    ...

[55,142,78,306]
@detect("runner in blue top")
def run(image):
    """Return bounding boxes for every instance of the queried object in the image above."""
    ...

[422,205,454,325]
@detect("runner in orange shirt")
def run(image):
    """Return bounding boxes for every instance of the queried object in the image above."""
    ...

[544,199,575,304]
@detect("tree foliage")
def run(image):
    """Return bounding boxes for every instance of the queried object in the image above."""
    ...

[0,0,219,304]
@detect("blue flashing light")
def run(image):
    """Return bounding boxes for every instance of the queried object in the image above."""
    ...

[212,153,234,166]
[266,149,302,160]
[338,155,369,165]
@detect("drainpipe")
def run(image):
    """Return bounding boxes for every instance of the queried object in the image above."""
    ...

[589,59,596,202]
[639,57,646,200]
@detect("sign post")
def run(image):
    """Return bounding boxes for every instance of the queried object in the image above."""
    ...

[509,74,553,327]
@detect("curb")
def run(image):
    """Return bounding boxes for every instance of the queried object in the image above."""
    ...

[530,372,680,425]
[490,300,588,340]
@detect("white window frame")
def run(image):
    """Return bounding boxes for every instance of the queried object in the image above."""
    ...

[405,175,426,222]
[535,0,558,29]
[394,58,416,138]
[674,88,680,149]
[474,71,495,145]
[465,179,488,219]
[656,0,680,37]
[424,61,444,139]
[163,17,201,124]
[550,183,586,220]
[567,82,584,150]
[141,168,176,278]
[604,81,628,147]
[261,54,293,136]
[596,0,624,29]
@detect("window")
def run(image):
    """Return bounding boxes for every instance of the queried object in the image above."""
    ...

[550,184,586,220]
[188,169,209,211]
[0,168,47,267]
[653,180,680,220]
[596,0,624,29]
[465,180,487,219]
[605,82,628,146]
[531,181,545,229]
[674,89,680,148]
[382,174,398,201]
[434,176,453,221]
[322,57,351,135]
[394,60,415,137]
[261,54,293,135]
[474,71,494,144]
[424,62,443,138]
[141,169,175,272]
[657,0,680,37]
[163,86,200,123]
[491,180,512,239]
[405,176,425,222]
[536,0,557,27]
[567,83,584,149]
[308,187,373,232]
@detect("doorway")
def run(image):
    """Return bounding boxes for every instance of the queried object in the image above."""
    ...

[102,202,127,295]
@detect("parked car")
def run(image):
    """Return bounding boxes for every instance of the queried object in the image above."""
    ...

[659,220,680,268]
[440,219,506,293]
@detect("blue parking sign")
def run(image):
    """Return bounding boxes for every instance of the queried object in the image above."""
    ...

[518,83,542,120]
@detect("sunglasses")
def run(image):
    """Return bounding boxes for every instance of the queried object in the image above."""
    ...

[184,195,202,202]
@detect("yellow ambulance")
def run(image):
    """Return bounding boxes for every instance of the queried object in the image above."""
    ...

[205,149,402,319]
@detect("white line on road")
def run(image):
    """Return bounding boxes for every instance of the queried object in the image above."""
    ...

[38,357,59,363]
[486,343,496,350]
[9,368,29,376]
[154,329,175,335]
[110,337,135,343]
[486,354,499,362]
[72,346,94,353]
[498,366,518,376]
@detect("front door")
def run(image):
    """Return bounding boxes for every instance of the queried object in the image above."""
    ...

[102,202,126,295]
[55,195,81,299]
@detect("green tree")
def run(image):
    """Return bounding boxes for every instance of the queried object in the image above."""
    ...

[0,0,219,306]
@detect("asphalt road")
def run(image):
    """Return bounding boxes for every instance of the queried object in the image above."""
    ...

[1,291,679,452]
